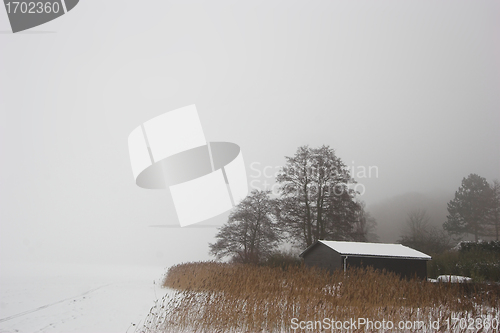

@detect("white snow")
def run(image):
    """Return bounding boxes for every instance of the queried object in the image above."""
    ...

[317,240,431,259]
[0,261,168,333]
[436,275,473,283]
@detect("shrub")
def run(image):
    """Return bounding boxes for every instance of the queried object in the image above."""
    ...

[458,240,500,254]
[428,246,500,282]
[261,249,302,269]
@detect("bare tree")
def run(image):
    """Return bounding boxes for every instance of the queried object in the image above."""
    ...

[351,202,379,242]
[403,209,430,245]
[209,190,280,264]
[400,209,451,254]
[276,145,360,247]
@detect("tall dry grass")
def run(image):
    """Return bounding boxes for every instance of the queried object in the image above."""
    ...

[138,262,500,333]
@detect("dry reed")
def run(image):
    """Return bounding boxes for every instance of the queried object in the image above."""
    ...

[137,262,500,333]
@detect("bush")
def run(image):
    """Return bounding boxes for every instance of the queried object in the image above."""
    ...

[428,246,500,282]
[427,250,461,278]
[261,249,302,269]
[458,240,500,254]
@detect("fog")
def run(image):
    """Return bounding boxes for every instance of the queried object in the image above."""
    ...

[1,1,499,267]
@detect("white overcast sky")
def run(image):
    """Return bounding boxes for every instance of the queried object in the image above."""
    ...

[1,1,499,266]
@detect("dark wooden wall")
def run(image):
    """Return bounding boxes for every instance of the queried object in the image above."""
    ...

[302,242,343,272]
[302,244,428,279]
[345,256,427,279]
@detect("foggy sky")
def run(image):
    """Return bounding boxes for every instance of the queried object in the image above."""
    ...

[1,1,499,267]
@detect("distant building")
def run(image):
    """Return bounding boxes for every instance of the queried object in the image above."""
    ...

[299,240,431,279]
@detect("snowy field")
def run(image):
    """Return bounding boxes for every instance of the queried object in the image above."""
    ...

[0,261,169,333]
[0,219,218,333]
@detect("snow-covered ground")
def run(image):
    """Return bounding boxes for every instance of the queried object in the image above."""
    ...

[0,261,168,333]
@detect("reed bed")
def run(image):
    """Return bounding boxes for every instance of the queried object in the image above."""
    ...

[138,262,500,333]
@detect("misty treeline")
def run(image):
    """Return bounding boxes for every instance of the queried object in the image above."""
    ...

[397,174,500,281]
[398,209,451,255]
[399,174,500,255]
[209,145,378,264]
[209,145,500,265]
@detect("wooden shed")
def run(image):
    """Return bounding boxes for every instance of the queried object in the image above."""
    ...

[299,240,431,279]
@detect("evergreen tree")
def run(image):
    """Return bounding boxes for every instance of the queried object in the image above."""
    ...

[444,174,494,242]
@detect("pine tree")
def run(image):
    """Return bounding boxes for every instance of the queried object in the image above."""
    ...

[444,174,494,242]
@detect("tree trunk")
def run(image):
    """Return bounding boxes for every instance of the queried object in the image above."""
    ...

[304,179,313,246]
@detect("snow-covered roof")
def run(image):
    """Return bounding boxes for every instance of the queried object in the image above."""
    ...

[301,240,431,260]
